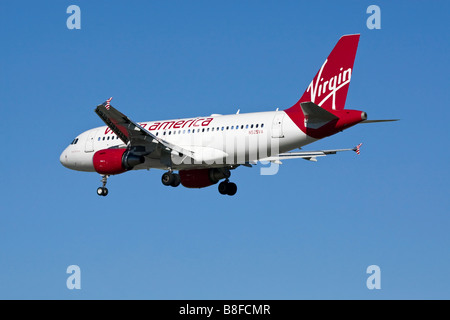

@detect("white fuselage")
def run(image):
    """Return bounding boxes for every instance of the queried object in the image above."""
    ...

[60,110,316,172]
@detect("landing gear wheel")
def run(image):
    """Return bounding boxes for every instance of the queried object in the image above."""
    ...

[97,187,108,196]
[218,181,228,195]
[226,182,237,196]
[162,171,181,187]
[161,172,175,186]
[218,180,237,196]
[97,175,110,196]
[171,173,181,187]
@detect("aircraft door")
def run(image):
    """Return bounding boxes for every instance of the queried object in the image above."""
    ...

[271,112,285,138]
[84,130,96,152]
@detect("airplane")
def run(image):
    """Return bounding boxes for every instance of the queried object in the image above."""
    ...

[60,34,396,196]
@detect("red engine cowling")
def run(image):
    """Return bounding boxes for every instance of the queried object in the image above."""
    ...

[179,168,230,188]
[93,148,144,175]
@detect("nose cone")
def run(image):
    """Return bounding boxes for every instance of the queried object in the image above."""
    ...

[60,148,69,168]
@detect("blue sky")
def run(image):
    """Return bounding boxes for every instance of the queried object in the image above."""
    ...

[0,0,449,299]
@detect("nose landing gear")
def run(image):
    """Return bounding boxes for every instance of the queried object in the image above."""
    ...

[97,175,109,196]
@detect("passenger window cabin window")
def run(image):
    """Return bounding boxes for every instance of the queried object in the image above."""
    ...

[102,137,105,141]
[246,124,249,129]
[251,124,254,128]
[256,124,259,128]
[261,123,264,128]
[241,125,244,129]
[231,126,234,130]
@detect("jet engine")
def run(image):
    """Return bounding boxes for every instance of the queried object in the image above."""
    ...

[93,148,145,175]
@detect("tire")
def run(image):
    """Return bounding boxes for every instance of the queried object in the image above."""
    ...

[218,181,228,195]
[161,172,174,186]
[226,183,237,196]
[97,187,108,196]
[171,173,181,187]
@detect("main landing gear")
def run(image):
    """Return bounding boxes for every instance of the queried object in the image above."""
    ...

[161,171,181,187]
[218,179,237,196]
[97,175,109,196]
[160,170,238,196]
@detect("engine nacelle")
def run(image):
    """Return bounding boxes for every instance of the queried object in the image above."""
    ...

[179,168,231,188]
[93,148,145,175]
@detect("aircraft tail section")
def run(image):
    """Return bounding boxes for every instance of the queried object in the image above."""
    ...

[284,34,364,139]
[298,34,360,111]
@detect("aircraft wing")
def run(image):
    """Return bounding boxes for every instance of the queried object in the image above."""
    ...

[261,143,362,163]
[94,98,196,159]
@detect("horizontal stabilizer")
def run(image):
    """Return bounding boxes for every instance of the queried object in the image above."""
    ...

[300,102,338,129]
[361,119,399,123]
[259,143,362,163]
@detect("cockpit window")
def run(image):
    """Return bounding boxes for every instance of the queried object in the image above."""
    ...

[70,138,79,145]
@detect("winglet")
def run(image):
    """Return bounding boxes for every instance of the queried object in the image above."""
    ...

[354,143,363,155]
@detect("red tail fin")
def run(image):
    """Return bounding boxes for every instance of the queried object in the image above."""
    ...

[285,35,363,139]
[295,34,360,111]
